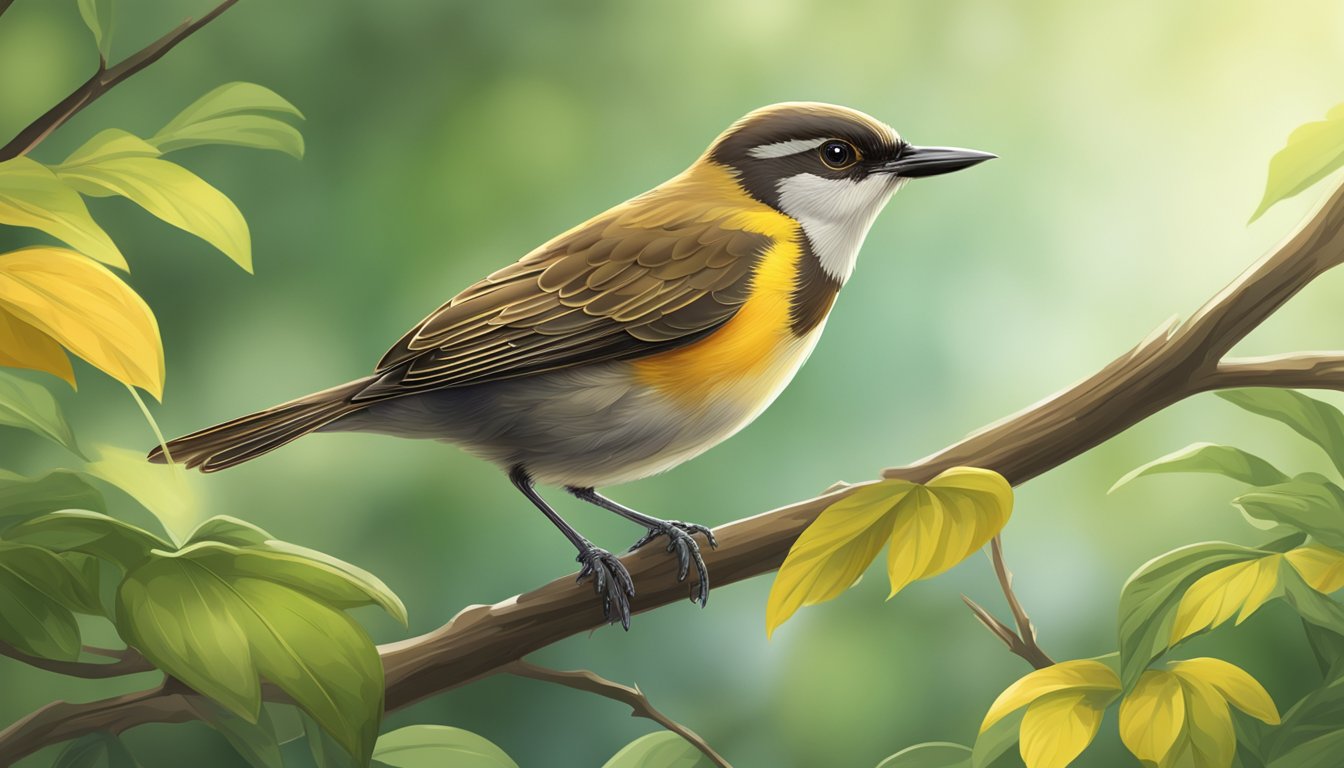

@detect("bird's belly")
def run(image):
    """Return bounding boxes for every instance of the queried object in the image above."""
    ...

[337,324,824,487]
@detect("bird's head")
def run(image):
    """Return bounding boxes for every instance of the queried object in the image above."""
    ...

[704,102,994,282]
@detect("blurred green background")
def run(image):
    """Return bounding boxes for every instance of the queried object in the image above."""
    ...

[3,1,1344,765]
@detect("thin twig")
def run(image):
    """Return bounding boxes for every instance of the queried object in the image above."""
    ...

[0,641,155,679]
[0,0,239,162]
[962,537,1055,670]
[0,1,16,22]
[504,660,730,768]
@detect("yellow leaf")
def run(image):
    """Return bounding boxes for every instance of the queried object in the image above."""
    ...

[1171,658,1280,726]
[1168,554,1282,643]
[54,155,252,272]
[1174,675,1235,768]
[765,481,911,636]
[1285,545,1344,593]
[61,129,162,167]
[0,157,125,269]
[0,308,74,387]
[0,247,164,398]
[887,467,1012,596]
[1119,670,1185,766]
[1018,691,1107,768]
[981,659,1120,731]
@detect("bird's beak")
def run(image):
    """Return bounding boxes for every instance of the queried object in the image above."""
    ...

[879,145,996,178]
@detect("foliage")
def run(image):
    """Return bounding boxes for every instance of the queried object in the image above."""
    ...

[1252,103,1344,221]
[767,467,1013,636]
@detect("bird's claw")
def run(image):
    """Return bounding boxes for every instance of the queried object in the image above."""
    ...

[575,544,635,630]
[628,520,714,607]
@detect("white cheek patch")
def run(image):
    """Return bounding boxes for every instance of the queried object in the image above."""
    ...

[775,173,904,284]
[747,138,827,159]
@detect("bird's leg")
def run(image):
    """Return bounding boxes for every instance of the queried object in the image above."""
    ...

[508,466,634,629]
[566,487,716,607]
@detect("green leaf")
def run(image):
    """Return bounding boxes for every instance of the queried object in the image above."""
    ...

[0,469,104,529]
[1111,443,1290,492]
[877,742,973,768]
[75,0,114,60]
[84,443,198,545]
[0,370,81,454]
[0,157,125,269]
[54,732,141,768]
[1251,104,1344,222]
[602,732,712,768]
[1233,475,1344,550]
[54,154,252,271]
[1268,731,1344,768]
[3,510,170,571]
[153,115,304,159]
[0,541,101,615]
[1302,618,1344,679]
[972,711,1025,768]
[115,543,384,764]
[1118,542,1269,688]
[152,82,304,158]
[372,725,520,768]
[1263,674,1344,764]
[188,698,285,768]
[1279,562,1344,639]
[187,515,272,547]
[0,543,81,659]
[184,517,407,625]
[55,550,105,615]
[1217,389,1344,478]
[61,129,160,167]
[233,541,407,626]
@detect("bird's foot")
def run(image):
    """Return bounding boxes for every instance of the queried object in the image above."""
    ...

[575,543,635,630]
[629,520,716,607]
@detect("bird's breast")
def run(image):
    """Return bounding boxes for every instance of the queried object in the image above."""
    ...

[631,231,830,408]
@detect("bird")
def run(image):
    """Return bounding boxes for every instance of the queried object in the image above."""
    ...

[149,102,993,629]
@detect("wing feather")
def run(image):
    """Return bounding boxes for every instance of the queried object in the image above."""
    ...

[358,202,771,401]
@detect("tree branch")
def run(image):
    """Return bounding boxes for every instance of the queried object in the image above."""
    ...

[503,660,730,768]
[0,642,153,679]
[0,0,239,162]
[0,0,16,22]
[5,181,1344,763]
[962,537,1054,670]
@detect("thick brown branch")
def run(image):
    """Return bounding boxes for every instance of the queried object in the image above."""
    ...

[504,660,730,768]
[5,183,1344,763]
[0,0,238,162]
[0,642,153,679]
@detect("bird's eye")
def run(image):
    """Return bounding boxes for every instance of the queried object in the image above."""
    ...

[819,140,857,170]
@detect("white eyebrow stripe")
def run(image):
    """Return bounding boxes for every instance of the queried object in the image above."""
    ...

[747,138,827,159]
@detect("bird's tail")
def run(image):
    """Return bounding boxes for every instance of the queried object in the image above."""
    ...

[147,378,373,472]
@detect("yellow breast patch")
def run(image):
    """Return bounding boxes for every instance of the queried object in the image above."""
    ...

[632,230,810,405]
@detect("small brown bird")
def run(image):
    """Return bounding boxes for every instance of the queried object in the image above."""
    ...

[150,102,992,628]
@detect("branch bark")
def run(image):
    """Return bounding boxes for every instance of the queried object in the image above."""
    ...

[504,660,730,768]
[0,642,153,679]
[0,0,238,162]
[4,182,1344,762]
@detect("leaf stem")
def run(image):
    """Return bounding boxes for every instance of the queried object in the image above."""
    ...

[127,384,171,464]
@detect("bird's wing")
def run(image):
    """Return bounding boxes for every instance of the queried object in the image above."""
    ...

[354,205,772,400]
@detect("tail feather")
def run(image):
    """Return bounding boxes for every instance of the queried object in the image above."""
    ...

[148,379,371,472]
